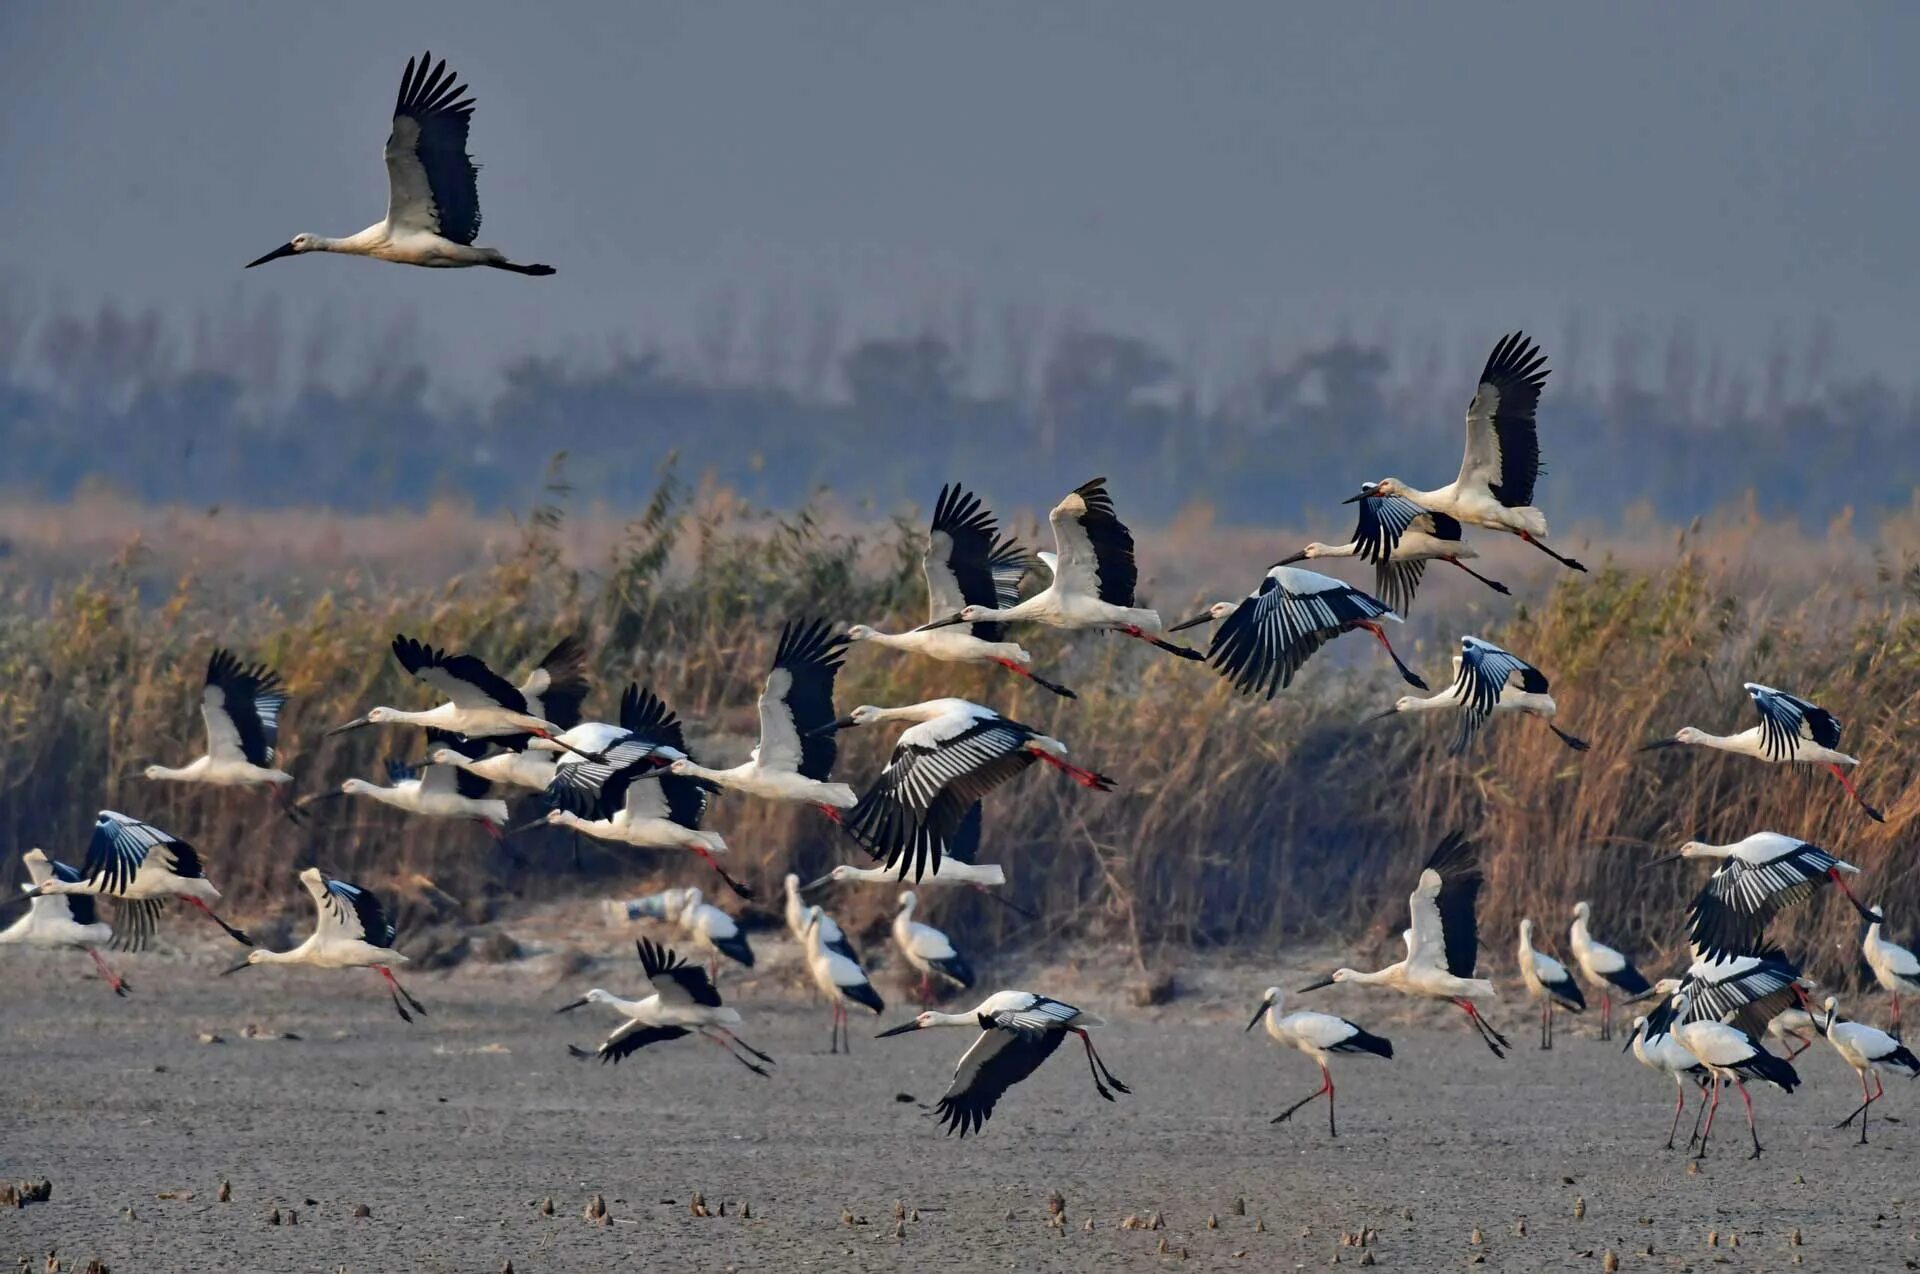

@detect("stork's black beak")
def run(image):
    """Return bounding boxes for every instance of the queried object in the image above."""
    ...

[1341,492,1364,504]
[919,614,969,631]
[1360,706,1400,725]
[1636,739,1680,752]
[246,241,299,269]
[1642,853,1685,869]
[875,1020,923,1038]
[220,958,253,976]
[1297,976,1336,994]
[1167,611,1212,634]
[1621,1026,1639,1053]
[798,874,835,893]
[505,819,550,837]
[1245,1000,1272,1032]
[325,717,371,737]
[555,997,590,1014]
[1274,550,1308,566]
[809,717,856,738]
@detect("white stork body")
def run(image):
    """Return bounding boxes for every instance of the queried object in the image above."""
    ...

[1,849,126,995]
[228,868,424,1021]
[1864,917,1920,1037]
[1817,996,1920,1143]
[810,857,1007,889]
[919,478,1202,662]
[1641,683,1883,821]
[1280,493,1509,615]
[677,887,754,976]
[1247,987,1392,1137]
[1354,332,1585,572]
[1517,918,1586,1049]
[30,811,252,951]
[1625,1014,1711,1150]
[246,53,553,276]
[1766,1004,1821,1059]
[329,635,584,746]
[784,875,858,963]
[893,891,976,1000]
[1651,831,1874,962]
[876,990,1130,1136]
[144,649,293,795]
[1301,832,1508,1056]
[1170,564,1425,697]
[1568,901,1651,1040]
[557,938,772,1074]
[1662,990,1801,1160]
[339,753,508,834]
[802,905,884,1053]
[1367,636,1587,754]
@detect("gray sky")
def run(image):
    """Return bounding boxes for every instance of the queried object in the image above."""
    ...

[3,2,1916,392]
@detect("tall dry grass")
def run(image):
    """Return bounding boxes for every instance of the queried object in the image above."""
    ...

[2,475,1915,985]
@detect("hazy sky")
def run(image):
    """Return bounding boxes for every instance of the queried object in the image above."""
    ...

[3,2,1916,391]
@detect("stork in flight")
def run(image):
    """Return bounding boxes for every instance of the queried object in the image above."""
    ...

[326,731,509,839]
[848,484,1074,698]
[919,478,1203,661]
[247,52,554,275]
[1364,636,1588,754]
[1,849,128,996]
[143,648,297,820]
[224,868,426,1022]
[1349,332,1586,572]
[28,812,253,952]
[558,938,773,1074]
[1639,682,1884,822]
[1647,832,1876,962]
[1277,492,1510,615]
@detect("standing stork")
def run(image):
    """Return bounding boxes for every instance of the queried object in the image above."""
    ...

[0,849,127,995]
[1622,1013,1712,1151]
[143,648,296,819]
[819,699,1114,882]
[848,484,1073,698]
[1277,492,1509,615]
[1349,331,1586,572]
[1569,901,1651,1040]
[876,991,1130,1136]
[327,635,600,758]
[1650,990,1800,1159]
[1364,636,1587,753]
[675,887,755,979]
[802,905,884,1053]
[668,619,856,817]
[1517,918,1586,1049]
[1864,911,1920,1039]
[1169,565,1426,697]
[1639,682,1884,821]
[246,52,555,275]
[785,875,859,963]
[918,478,1203,661]
[893,891,976,1001]
[1245,986,1392,1137]
[1647,832,1875,962]
[28,812,252,951]
[1815,995,1920,1143]
[223,868,426,1022]
[557,938,773,1074]
[1299,831,1510,1057]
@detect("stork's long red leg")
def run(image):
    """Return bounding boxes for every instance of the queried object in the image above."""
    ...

[1828,764,1885,821]
[1736,1079,1763,1158]
[87,948,129,996]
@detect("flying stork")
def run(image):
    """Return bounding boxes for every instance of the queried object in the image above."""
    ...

[1170,565,1426,697]
[1365,635,1587,754]
[1299,831,1510,1057]
[1517,917,1586,1049]
[1277,492,1510,615]
[1815,995,1920,1143]
[223,868,426,1022]
[801,905,884,1054]
[918,478,1203,661]
[246,52,555,275]
[1639,682,1884,821]
[848,484,1074,698]
[142,648,297,819]
[558,938,773,1074]
[892,891,976,1002]
[876,991,1130,1137]
[1349,331,1587,572]
[1646,832,1875,962]
[1568,900,1651,1040]
[1863,911,1920,1038]
[328,731,509,838]
[429,635,592,790]
[819,698,1114,882]
[1245,986,1392,1137]
[28,811,253,951]
[0,849,127,995]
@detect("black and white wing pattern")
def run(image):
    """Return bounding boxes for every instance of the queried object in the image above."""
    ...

[391,635,529,713]
[925,483,1028,639]
[593,1021,694,1065]
[1047,478,1138,607]
[81,811,200,895]
[1207,567,1398,700]
[1447,636,1547,754]
[934,1024,1067,1137]
[985,994,1083,1035]
[1667,950,1803,1038]
[544,687,698,819]
[1685,836,1848,962]
[42,857,101,929]
[424,729,493,800]
[757,619,848,781]
[620,683,692,753]
[1747,683,1844,761]
[385,52,482,245]
[843,718,1040,882]
[547,735,655,818]
[520,635,591,733]
[202,648,288,768]
[1350,494,1436,566]
[1458,331,1549,509]
[636,937,723,1009]
[303,869,397,948]
[1405,831,1482,980]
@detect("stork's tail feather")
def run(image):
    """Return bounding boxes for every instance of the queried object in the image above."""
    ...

[842,981,886,1015]
[1332,1027,1394,1060]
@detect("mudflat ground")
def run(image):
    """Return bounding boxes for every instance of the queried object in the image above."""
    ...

[2,927,1913,1273]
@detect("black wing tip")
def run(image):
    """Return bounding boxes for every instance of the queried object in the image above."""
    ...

[1482,330,1551,388]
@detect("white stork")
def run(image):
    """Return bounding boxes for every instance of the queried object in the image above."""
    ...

[800,805,1028,916]
[1277,492,1510,615]
[802,905,885,1053]
[1639,682,1883,822]
[1766,1001,1822,1060]
[1646,832,1875,962]
[246,52,554,275]
[1864,911,1920,1038]
[1245,986,1392,1137]
[143,649,296,818]
[1622,1012,1712,1151]
[1569,900,1651,1040]
[1649,989,1800,1159]
[918,478,1203,661]
[1169,565,1426,697]
[820,698,1114,882]
[1517,917,1586,1049]
[676,887,754,977]
[330,731,509,838]
[876,991,1130,1136]
[1300,831,1510,1057]
[1,849,127,995]
[848,484,1073,698]
[893,891,976,1001]
[328,634,600,758]
[1350,331,1586,572]
[427,636,592,791]
[1815,995,1920,1143]
[29,811,252,951]
[558,938,773,1075]
[669,618,856,816]
[1364,635,1587,753]
[785,875,859,964]
[223,868,426,1022]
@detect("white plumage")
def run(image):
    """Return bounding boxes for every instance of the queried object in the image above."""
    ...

[0,849,125,995]
[1246,986,1392,1137]
[227,868,425,1022]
